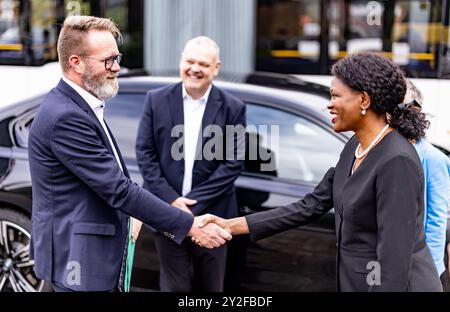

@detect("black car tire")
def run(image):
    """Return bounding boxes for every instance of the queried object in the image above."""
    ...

[0,207,52,292]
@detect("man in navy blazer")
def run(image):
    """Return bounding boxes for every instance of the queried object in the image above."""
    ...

[28,16,230,292]
[134,37,246,291]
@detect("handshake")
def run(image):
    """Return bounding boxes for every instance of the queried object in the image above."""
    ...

[170,197,242,248]
[187,214,247,249]
[131,197,249,248]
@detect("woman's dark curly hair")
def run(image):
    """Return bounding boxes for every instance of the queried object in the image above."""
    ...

[331,52,429,141]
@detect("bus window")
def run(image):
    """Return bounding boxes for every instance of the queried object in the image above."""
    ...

[0,0,143,68]
[439,0,450,78]
[104,0,144,69]
[256,0,322,74]
[256,0,446,79]
[30,0,58,63]
[0,0,72,65]
[391,0,442,78]
[0,0,22,63]
[256,0,388,74]
[329,0,385,57]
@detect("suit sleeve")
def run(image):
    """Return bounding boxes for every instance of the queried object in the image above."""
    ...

[370,154,422,291]
[135,92,180,204]
[245,167,335,241]
[187,104,246,216]
[49,110,193,244]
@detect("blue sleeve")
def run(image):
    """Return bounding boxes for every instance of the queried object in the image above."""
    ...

[424,150,450,275]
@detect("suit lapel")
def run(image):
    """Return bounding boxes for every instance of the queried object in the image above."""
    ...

[168,83,185,127]
[168,83,185,174]
[57,79,103,130]
[169,83,223,178]
[56,79,120,164]
[104,121,130,178]
[340,139,357,181]
[200,85,223,144]
[190,86,223,175]
[333,136,358,212]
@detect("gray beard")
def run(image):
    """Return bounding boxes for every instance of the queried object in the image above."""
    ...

[82,71,118,101]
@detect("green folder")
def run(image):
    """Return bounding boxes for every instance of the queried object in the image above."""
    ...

[124,219,136,292]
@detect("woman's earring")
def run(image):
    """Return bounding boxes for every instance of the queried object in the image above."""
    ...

[361,109,366,116]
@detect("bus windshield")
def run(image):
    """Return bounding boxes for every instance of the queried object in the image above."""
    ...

[256,0,450,79]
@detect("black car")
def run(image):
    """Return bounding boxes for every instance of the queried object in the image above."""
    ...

[0,76,351,292]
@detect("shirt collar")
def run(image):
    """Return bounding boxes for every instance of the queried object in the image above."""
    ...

[62,76,105,111]
[182,83,212,104]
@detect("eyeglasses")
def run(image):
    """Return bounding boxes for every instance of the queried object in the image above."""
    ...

[82,53,122,70]
[398,99,422,110]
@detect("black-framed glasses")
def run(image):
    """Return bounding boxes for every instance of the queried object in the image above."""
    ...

[83,53,122,70]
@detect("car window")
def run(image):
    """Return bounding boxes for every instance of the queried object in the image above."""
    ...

[104,93,146,164]
[12,93,144,150]
[245,103,343,184]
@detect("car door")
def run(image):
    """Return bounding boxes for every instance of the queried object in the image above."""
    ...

[227,102,344,292]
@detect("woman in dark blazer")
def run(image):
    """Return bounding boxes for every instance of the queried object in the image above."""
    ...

[196,52,442,291]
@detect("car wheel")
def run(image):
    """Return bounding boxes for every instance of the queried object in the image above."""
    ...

[0,208,52,292]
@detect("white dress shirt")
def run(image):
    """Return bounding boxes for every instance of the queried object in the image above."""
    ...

[181,84,212,196]
[62,77,123,171]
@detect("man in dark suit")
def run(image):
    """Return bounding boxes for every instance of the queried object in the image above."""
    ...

[28,16,230,292]
[134,36,246,291]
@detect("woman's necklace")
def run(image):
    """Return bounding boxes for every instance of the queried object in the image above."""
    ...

[354,124,390,159]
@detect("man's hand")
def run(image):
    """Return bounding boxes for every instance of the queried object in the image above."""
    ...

[195,215,249,240]
[196,214,231,235]
[188,214,232,249]
[171,197,197,215]
[131,218,143,243]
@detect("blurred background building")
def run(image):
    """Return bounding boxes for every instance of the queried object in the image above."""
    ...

[2,0,450,79]
[1,0,450,151]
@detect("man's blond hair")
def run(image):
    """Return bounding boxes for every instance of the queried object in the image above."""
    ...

[57,15,122,73]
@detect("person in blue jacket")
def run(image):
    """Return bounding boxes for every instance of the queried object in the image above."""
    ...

[404,80,450,284]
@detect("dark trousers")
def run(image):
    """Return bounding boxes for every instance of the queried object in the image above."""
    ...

[441,272,449,292]
[154,233,227,292]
